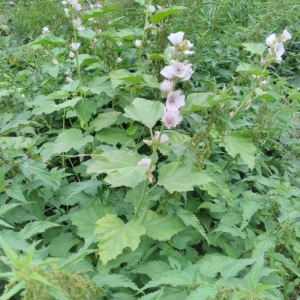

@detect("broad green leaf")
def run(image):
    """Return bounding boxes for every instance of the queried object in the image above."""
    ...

[71,204,115,239]
[181,92,232,113]
[77,54,99,66]
[150,6,188,23]
[52,129,94,154]
[236,62,267,75]
[141,74,160,88]
[0,203,25,217]
[0,220,13,229]
[28,34,65,46]
[241,198,259,229]
[109,69,142,89]
[158,162,213,193]
[93,274,138,290]
[252,235,276,258]
[95,215,145,264]
[19,221,59,240]
[95,127,134,146]
[273,252,300,277]
[77,28,96,40]
[90,111,121,131]
[124,98,164,128]
[104,169,147,188]
[0,237,21,270]
[20,160,61,190]
[186,285,218,300]
[220,258,256,278]
[101,28,144,40]
[82,8,118,22]
[133,261,171,278]
[242,43,266,56]
[143,210,185,241]
[223,133,256,169]
[6,183,27,202]
[49,233,77,257]
[82,76,115,97]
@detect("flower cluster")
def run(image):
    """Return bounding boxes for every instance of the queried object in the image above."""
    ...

[160,32,194,129]
[62,0,81,11]
[263,29,292,64]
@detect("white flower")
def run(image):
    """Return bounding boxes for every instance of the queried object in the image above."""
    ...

[42,26,50,34]
[64,8,69,17]
[154,131,169,144]
[160,79,173,93]
[64,69,71,75]
[148,4,155,13]
[172,61,193,80]
[168,31,185,46]
[169,46,176,58]
[68,0,81,10]
[117,57,122,63]
[274,42,285,61]
[160,65,174,80]
[117,41,122,46]
[52,58,58,65]
[166,90,185,111]
[281,29,292,42]
[266,33,276,46]
[184,50,195,55]
[62,1,67,5]
[66,77,73,82]
[73,18,85,31]
[69,51,75,58]
[162,110,183,129]
[134,39,142,47]
[138,158,151,166]
[70,42,80,51]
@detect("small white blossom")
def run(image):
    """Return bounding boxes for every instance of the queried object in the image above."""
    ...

[281,29,292,42]
[64,8,69,17]
[117,57,123,63]
[42,26,50,34]
[69,51,75,58]
[66,77,73,82]
[168,31,185,46]
[134,39,142,48]
[70,42,80,52]
[148,5,155,13]
[52,58,58,65]
[160,79,173,93]
[138,158,151,166]
[64,69,71,75]
[266,33,276,46]
[62,0,67,5]
[154,131,169,144]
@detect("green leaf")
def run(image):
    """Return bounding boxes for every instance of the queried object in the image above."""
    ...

[0,203,26,217]
[220,258,256,278]
[150,6,188,23]
[186,285,218,300]
[143,210,185,241]
[86,76,115,97]
[52,129,93,154]
[19,221,59,240]
[133,261,171,279]
[0,237,21,270]
[124,98,164,128]
[242,43,267,56]
[28,34,65,46]
[90,111,121,131]
[158,162,213,193]
[95,127,134,146]
[223,133,256,169]
[176,208,208,242]
[49,233,77,258]
[181,92,232,113]
[71,204,115,239]
[95,215,145,264]
[101,28,144,40]
[141,74,160,88]
[236,62,267,75]
[82,8,118,22]
[6,183,27,202]
[93,274,138,290]
[0,281,26,300]
[109,69,142,89]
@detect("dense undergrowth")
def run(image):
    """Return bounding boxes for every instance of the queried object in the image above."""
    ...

[0,0,300,299]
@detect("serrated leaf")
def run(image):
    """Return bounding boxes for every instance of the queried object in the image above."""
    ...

[109,69,142,89]
[71,204,115,240]
[93,274,138,290]
[242,43,266,56]
[49,233,77,257]
[176,208,208,242]
[86,76,115,97]
[158,162,213,193]
[133,261,171,279]
[124,98,164,129]
[0,203,26,217]
[0,237,21,270]
[28,34,65,46]
[143,210,185,241]
[150,6,188,23]
[95,127,134,146]
[0,281,25,300]
[52,129,93,154]
[252,235,276,258]
[142,270,193,290]
[186,285,218,300]
[241,199,259,229]
[236,62,267,75]
[90,111,120,131]
[95,215,145,264]
[19,221,59,240]
[197,254,234,278]
[220,259,256,278]
[223,133,256,170]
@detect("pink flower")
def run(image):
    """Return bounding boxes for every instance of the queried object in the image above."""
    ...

[160,79,173,93]
[166,90,185,111]
[154,131,169,144]
[160,65,174,80]
[162,110,183,129]
[274,42,285,58]
[171,61,194,80]
[168,31,185,46]
[138,158,151,166]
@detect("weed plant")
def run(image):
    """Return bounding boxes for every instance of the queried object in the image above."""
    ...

[0,0,299,299]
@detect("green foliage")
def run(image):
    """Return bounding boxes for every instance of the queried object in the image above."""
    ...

[0,0,300,299]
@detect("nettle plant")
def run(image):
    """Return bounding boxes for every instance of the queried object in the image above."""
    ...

[1,0,300,299]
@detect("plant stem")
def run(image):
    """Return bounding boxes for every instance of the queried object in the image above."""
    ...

[134,124,165,219]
